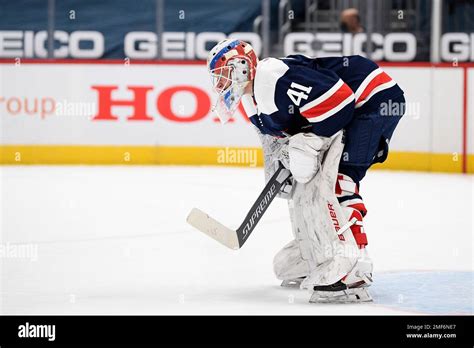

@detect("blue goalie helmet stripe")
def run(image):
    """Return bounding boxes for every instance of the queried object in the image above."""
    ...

[209,40,240,71]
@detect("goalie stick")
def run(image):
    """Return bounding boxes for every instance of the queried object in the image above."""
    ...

[186,164,291,250]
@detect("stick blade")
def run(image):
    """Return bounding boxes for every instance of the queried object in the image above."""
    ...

[186,208,240,250]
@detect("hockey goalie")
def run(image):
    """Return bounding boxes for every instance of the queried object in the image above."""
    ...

[206,39,405,303]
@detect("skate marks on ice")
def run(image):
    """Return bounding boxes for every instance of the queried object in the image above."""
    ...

[370,271,473,314]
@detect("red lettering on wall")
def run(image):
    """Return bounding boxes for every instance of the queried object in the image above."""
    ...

[157,86,210,122]
[91,85,154,121]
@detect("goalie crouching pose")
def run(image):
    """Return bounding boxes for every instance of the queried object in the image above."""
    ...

[207,39,405,303]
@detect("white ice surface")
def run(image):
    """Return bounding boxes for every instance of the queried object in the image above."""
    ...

[0,166,472,315]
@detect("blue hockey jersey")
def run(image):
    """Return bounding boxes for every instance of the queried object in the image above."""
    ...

[247,55,404,138]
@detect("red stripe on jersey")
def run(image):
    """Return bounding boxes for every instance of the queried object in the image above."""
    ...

[356,71,392,105]
[301,82,353,118]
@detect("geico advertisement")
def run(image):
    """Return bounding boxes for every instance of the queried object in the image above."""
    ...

[0,63,260,146]
[1,30,474,61]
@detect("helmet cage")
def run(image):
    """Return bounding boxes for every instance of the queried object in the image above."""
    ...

[209,65,237,96]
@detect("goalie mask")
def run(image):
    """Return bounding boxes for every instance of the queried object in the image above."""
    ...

[207,39,258,123]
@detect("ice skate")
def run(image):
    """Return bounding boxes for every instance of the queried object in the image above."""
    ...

[309,279,373,303]
[309,249,373,303]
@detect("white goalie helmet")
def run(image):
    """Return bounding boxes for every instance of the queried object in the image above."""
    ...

[207,39,258,123]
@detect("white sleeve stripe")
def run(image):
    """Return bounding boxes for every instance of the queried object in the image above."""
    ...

[354,68,383,100]
[305,93,355,123]
[254,58,289,115]
[355,80,397,108]
[299,79,344,113]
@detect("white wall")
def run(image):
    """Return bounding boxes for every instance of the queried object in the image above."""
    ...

[0,62,471,158]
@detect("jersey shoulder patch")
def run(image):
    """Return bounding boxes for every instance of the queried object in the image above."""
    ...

[254,58,289,115]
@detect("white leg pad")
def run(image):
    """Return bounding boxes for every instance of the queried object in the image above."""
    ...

[273,239,310,281]
[288,131,362,289]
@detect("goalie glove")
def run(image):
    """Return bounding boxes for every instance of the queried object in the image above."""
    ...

[256,129,334,196]
[288,132,327,184]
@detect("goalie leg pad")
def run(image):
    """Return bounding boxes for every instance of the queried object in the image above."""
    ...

[273,239,310,281]
[273,200,310,282]
[336,173,369,248]
[335,174,373,287]
[287,131,362,289]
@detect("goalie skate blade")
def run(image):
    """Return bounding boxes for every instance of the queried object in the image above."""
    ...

[281,278,305,288]
[186,208,240,250]
[309,288,373,304]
